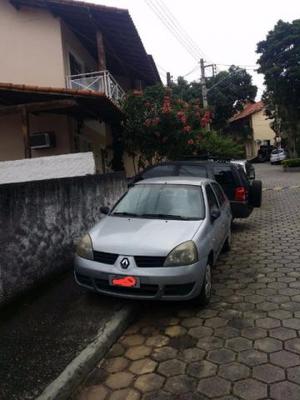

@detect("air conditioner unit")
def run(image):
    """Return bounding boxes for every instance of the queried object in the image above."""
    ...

[30,132,56,149]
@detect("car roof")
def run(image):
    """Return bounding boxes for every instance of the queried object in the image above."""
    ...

[135,176,215,186]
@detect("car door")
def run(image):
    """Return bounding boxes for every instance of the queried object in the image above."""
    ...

[205,184,223,256]
[211,182,231,244]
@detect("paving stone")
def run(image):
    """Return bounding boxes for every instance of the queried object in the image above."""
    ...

[270,381,300,400]
[129,358,157,375]
[219,362,250,381]
[283,318,300,330]
[233,378,267,400]
[188,326,213,338]
[134,373,165,392]
[269,327,297,341]
[187,360,217,378]
[105,371,134,390]
[198,376,231,398]
[214,326,240,338]
[218,309,243,320]
[197,336,224,350]
[243,311,267,320]
[204,317,228,328]
[125,346,152,361]
[107,343,126,358]
[181,348,205,362]
[253,364,285,383]
[256,302,279,311]
[256,317,281,329]
[226,337,252,352]
[207,348,235,364]
[121,334,145,347]
[157,359,186,377]
[78,385,108,400]
[168,335,198,350]
[109,388,141,400]
[165,325,187,337]
[141,392,172,400]
[254,337,282,353]
[287,366,300,384]
[197,309,218,318]
[152,346,178,361]
[270,350,300,368]
[181,317,203,328]
[241,327,267,339]
[285,338,300,354]
[238,349,268,366]
[103,357,129,373]
[228,318,253,329]
[164,375,197,394]
[145,335,169,348]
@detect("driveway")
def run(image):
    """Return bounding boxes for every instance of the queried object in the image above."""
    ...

[75,163,300,400]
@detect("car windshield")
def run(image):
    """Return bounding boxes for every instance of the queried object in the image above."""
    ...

[111,184,205,220]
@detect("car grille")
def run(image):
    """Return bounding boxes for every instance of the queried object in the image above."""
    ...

[135,256,166,268]
[93,250,118,265]
[94,278,158,297]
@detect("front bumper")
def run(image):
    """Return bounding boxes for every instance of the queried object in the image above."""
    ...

[74,255,207,301]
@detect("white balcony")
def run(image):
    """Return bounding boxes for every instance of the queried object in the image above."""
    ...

[67,70,125,106]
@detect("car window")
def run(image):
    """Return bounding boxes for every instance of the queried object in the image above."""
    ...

[178,165,208,178]
[206,185,219,211]
[142,165,176,179]
[213,166,235,185]
[112,184,205,220]
[211,182,226,206]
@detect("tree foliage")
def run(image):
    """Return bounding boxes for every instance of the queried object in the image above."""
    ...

[257,19,300,155]
[122,85,243,169]
[170,66,257,131]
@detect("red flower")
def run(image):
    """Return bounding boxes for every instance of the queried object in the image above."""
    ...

[187,139,194,145]
[183,125,192,133]
[144,118,151,127]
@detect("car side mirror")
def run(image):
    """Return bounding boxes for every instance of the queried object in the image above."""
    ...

[210,209,221,221]
[100,206,110,215]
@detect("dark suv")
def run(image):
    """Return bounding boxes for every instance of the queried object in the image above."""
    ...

[130,160,262,219]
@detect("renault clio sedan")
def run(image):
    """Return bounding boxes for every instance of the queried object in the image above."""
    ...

[75,177,232,304]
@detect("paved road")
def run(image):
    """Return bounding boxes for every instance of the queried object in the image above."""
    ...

[0,272,126,400]
[76,163,300,400]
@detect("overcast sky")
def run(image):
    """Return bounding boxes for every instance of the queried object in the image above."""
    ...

[83,0,299,99]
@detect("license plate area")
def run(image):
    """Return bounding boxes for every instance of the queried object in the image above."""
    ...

[109,275,140,288]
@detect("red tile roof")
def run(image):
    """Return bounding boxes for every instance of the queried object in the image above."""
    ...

[230,101,264,122]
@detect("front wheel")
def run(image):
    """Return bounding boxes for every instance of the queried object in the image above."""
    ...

[197,264,212,306]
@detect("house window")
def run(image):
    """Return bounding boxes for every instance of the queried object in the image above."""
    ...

[69,52,83,76]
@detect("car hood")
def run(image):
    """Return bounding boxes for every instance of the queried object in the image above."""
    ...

[89,216,203,256]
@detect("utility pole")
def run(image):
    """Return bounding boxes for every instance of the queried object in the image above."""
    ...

[200,58,210,131]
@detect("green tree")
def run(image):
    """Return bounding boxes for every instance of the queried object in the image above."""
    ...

[170,67,257,131]
[257,19,300,155]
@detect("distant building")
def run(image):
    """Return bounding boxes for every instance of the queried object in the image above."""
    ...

[229,101,275,159]
[0,0,160,176]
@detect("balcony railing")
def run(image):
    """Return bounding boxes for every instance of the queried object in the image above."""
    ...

[67,70,125,106]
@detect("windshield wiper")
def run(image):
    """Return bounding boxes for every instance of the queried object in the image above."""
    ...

[139,213,191,220]
[112,211,138,217]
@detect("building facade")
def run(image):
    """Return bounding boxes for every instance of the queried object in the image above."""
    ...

[0,0,160,175]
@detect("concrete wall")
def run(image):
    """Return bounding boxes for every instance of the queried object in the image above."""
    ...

[249,110,275,158]
[0,0,65,87]
[0,172,127,306]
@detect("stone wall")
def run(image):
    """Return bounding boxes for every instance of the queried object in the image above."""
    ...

[0,173,127,305]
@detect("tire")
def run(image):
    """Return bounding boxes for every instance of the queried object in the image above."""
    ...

[222,231,231,253]
[197,264,212,306]
[250,179,262,208]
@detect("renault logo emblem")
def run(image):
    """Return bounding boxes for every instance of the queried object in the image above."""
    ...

[120,257,130,269]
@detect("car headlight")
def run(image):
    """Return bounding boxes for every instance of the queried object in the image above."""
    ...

[164,241,198,267]
[76,234,93,260]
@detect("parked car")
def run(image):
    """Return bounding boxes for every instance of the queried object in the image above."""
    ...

[270,148,287,164]
[130,160,262,219]
[75,177,232,304]
[231,160,255,180]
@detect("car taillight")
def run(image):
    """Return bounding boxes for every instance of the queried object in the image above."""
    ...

[235,187,247,201]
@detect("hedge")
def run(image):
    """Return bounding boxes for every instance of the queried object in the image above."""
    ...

[282,158,300,168]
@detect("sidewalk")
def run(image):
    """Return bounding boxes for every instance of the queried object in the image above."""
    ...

[0,272,132,400]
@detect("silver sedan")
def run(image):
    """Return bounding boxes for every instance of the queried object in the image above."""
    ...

[74,177,232,304]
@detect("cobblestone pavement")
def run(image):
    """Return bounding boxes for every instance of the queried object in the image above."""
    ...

[75,164,300,400]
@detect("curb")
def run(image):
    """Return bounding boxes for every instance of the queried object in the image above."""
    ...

[36,304,138,400]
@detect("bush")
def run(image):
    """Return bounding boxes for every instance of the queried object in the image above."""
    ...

[282,158,300,168]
